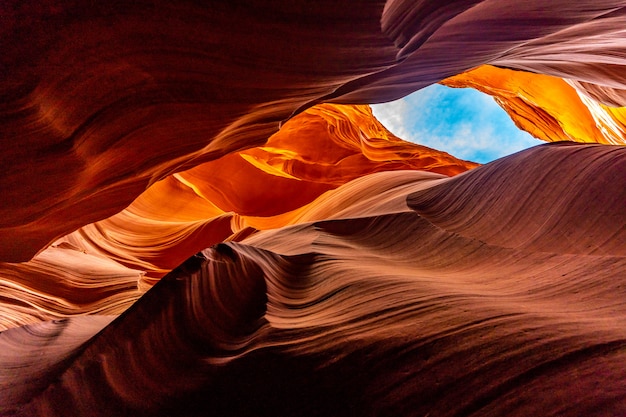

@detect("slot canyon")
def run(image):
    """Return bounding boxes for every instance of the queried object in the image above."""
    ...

[1,1,625,416]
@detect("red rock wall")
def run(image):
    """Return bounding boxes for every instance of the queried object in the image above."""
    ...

[1,1,626,415]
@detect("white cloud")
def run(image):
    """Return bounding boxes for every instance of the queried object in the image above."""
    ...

[370,99,413,140]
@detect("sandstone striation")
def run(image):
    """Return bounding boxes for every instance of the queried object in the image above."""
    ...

[3,1,626,261]
[442,65,626,145]
[2,143,625,416]
[1,1,626,415]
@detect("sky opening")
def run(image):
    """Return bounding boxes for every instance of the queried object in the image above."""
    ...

[371,84,542,164]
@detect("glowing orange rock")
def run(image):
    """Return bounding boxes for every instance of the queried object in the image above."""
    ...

[442,65,626,145]
[2,143,625,416]
[55,104,475,281]
[178,104,475,217]
[4,1,626,263]
[2,2,626,414]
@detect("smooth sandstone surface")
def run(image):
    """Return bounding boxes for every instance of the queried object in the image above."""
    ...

[1,1,626,416]
[442,65,626,145]
[3,143,625,416]
[3,0,626,261]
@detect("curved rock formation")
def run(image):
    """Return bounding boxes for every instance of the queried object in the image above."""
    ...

[442,65,626,145]
[51,104,474,282]
[2,1,626,416]
[3,1,626,261]
[0,102,472,329]
[0,245,143,329]
[2,143,625,416]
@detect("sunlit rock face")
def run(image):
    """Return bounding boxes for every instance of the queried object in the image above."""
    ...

[3,143,626,416]
[0,102,473,329]
[51,104,475,285]
[3,0,626,262]
[1,1,626,416]
[442,65,626,145]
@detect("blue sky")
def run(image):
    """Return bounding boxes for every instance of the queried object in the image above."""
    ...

[371,84,542,163]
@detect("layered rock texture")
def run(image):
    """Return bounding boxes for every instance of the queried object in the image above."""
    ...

[442,65,626,145]
[1,1,626,416]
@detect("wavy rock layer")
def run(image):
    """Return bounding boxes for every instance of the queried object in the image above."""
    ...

[442,65,626,145]
[53,104,474,282]
[0,103,473,329]
[0,246,143,329]
[3,1,626,261]
[2,2,626,416]
[2,143,625,416]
